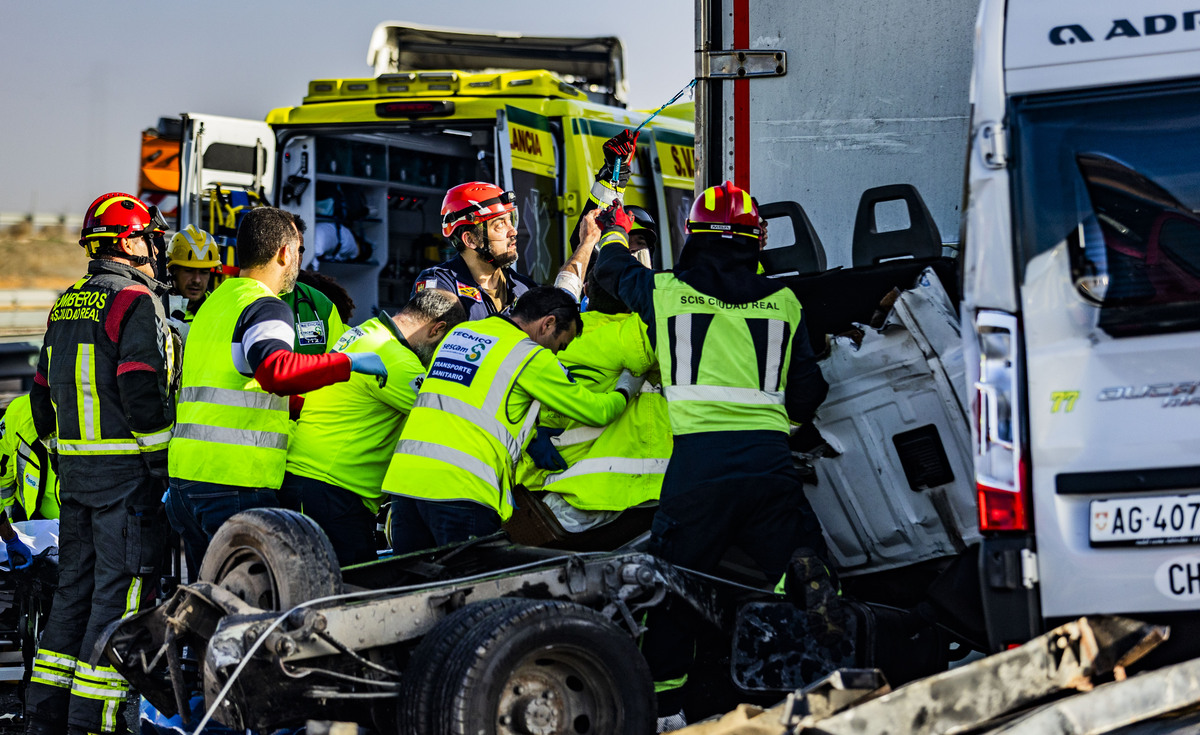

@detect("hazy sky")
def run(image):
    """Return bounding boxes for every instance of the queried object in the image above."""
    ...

[0,0,693,213]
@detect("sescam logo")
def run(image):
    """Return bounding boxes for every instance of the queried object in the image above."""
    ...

[1051,12,1200,45]
[428,329,497,387]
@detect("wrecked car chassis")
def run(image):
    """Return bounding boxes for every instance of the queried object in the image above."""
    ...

[102,544,735,731]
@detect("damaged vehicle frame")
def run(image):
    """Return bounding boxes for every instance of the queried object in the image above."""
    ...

[103,528,820,733]
[100,503,949,735]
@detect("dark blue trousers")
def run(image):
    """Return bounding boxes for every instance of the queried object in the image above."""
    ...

[165,478,279,579]
[278,472,378,567]
[642,430,830,714]
[388,495,501,555]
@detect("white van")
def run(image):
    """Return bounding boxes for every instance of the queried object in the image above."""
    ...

[964,0,1200,651]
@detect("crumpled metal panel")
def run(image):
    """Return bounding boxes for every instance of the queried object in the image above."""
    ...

[809,268,980,575]
[682,617,1172,734]
[983,654,1200,734]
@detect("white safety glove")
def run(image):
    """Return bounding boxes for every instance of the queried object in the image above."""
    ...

[613,369,646,402]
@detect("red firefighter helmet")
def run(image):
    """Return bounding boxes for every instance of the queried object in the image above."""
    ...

[79,192,168,254]
[686,181,762,242]
[440,182,518,239]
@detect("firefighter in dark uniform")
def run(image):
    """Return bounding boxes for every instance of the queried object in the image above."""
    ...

[25,193,177,735]
[410,182,539,319]
[593,182,831,727]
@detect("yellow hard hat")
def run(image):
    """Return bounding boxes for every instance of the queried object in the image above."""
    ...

[167,225,220,269]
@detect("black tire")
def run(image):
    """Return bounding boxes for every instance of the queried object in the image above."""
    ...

[197,508,342,610]
[394,597,528,735]
[431,600,655,735]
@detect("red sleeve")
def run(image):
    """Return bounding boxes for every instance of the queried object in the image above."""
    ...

[254,349,352,396]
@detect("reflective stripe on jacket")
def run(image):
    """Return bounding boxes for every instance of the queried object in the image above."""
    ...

[383,316,627,520]
[651,272,803,435]
[0,394,60,520]
[169,278,291,488]
[30,260,176,475]
[517,311,671,511]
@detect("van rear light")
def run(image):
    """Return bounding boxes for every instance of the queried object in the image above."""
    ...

[978,482,1027,530]
[972,311,1031,532]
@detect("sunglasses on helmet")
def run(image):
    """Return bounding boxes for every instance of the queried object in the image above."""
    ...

[128,206,170,241]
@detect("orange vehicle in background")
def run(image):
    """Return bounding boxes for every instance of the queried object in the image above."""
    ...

[138,118,181,224]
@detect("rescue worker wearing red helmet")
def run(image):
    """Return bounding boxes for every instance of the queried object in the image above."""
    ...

[410,182,539,320]
[26,193,178,735]
[592,182,831,726]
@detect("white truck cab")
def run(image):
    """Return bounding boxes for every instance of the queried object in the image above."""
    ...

[965,0,1200,650]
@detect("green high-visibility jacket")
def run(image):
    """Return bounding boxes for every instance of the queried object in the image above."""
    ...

[651,272,804,435]
[0,394,60,520]
[280,283,346,355]
[169,278,292,489]
[383,315,627,520]
[287,315,426,512]
[516,311,671,511]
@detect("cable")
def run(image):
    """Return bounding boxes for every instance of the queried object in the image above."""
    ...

[611,78,698,186]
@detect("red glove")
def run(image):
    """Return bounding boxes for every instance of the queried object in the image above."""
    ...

[596,202,635,234]
[597,130,640,188]
[603,129,640,167]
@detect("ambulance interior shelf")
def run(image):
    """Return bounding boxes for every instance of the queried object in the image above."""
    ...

[315,173,448,199]
[278,128,486,322]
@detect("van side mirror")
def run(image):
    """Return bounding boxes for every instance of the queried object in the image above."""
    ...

[758,201,827,277]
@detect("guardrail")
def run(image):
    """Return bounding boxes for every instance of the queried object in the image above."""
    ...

[0,212,85,230]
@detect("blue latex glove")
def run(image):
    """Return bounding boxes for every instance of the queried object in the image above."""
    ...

[5,535,33,571]
[527,427,567,471]
[345,352,388,388]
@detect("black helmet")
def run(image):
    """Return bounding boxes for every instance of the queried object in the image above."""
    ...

[624,205,658,249]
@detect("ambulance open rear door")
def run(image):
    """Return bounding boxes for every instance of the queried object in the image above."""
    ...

[177,113,276,241]
[496,107,564,285]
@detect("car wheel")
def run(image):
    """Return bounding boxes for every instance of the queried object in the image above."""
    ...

[197,508,341,610]
[432,599,655,735]
[393,597,529,735]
